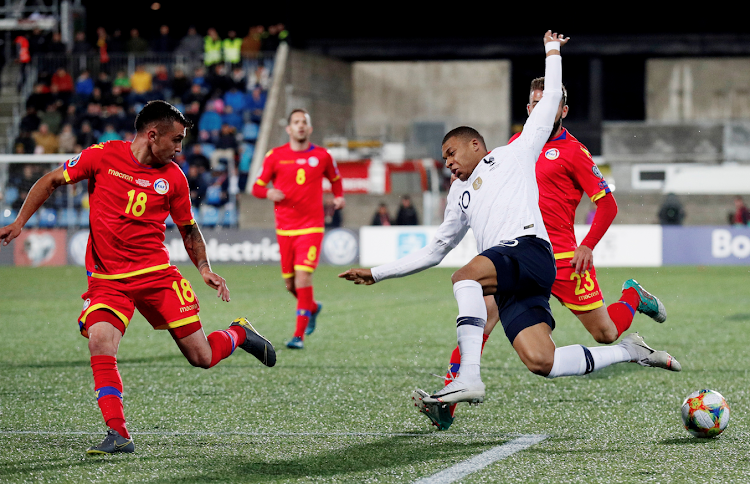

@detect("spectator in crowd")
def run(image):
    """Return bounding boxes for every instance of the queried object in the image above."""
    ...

[152,25,175,53]
[371,203,392,226]
[205,164,230,207]
[183,82,207,109]
[188,143,211,171]
[58,123,77,153]
[223,30,242,68]
[112,71,131,92]
[658,193,686,225]
[237,143,253,192]
[47,31,66,54]
[222,105,243,131]
[20,106,41,133]
[51,67,74,94]
[209,63,234,97]
[204,28,222,67]
[248,62,270,90]
[126,28,149,53]
[10,164,39,211]
[76,121,96,148]
[79,102,104,134]
[231,66,247,91]
[192,66,209,91]
[245,85,266,124]
[129,64,153,103]
[198,99,222,142]
[74,70,95,101]
[187,162,209,208]
[28,28,48,56]
[183,101,202,139]
[32,123,59,154]
[241,26,264,58]
[732,196,750,225]
[39,102,63,134]
[72,31,91,53]
[171,68,191,100]
[176,26,203,58]
[98,123,122,143]
[152,64,171,99]
[14,33,31,92]
[26,83,53,112]
[395,194,419,225]
[96,71,112,94]
[324,193,343,228]
[223,85,245,113]
[108,29,124,53]
[96,27,110,65]
[13,130,35,154]
[211,123,238,172]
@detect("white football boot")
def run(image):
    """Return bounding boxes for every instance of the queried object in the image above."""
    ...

[619,332,681,372]
[422,375,485,405]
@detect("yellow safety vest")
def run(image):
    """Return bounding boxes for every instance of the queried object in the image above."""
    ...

[204,37,222,65]
[222,37,242,64]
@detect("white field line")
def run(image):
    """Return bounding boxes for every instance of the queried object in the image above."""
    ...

[413,434,549,484]
[0,430,518,438]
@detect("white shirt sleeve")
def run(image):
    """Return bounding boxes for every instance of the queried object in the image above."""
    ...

[371,190,469,282]
[512,54,563,159]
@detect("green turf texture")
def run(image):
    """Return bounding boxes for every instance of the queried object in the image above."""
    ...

[1,264,750,483]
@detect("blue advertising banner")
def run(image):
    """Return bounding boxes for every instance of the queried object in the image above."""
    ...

[662,226,750,265]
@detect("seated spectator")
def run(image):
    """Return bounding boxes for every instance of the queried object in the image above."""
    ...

[208,63,234,97]
[98,123,122,143]
[187,162,210,208]
[74,70,95,101]
[187,143,211,171]
[171,68,191,100]
[182,83,207,108]
[20,106,41,133]
[395,194,419,225]
[72,31,91,54]
[204,164,229,207]
[109,29,124,53]
[192,66,209,91]
[113,70,131,92]
[733,196,750,225]
[32,123,59,154]
[152,64,171,99]
[76,121,97,148]
[210,124,238,172]
[79,102,104,134]
[371,203,392,226]
[90,86,105,106]
[48,31,66,54]
[198,101,222,142]
[126,28,149,53]
[103,85,127,109]
[26,83,53,112]
[95,70,112,94]
[10,164,40,211]
[245,85,266,124]
[231,66,247,92]
[223,86,245,114]
[248,63,270,90]
[130,64,153,94]
[58,123,77,153]
[222,105,243,131]
[175,26,203,58]
[51,67,74,106]
[39,102,63,134]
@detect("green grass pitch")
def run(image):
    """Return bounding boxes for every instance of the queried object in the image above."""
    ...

[1,264,750,482]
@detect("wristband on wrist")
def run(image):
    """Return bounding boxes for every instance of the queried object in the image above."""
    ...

[545,41,561,53]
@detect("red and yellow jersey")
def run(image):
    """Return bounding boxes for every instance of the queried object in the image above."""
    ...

[62,140,195,279]
[509,128,611,258]
[254,143,341,235]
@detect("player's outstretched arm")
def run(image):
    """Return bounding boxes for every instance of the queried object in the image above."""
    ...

[338,268,375,285]
[0,165,66,250]
[178,223,230,302]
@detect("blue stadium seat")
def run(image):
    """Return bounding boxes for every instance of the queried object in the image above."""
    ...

[57,208,78,228]
[4,186,19,206]
[1,209,17,226]
[242,122,259,142]
[220,205,237,227]
[200,205,219,227]
[26,212,39,228]
[38,208,58,228]
[201,143,216,159]
[78,209,90,227]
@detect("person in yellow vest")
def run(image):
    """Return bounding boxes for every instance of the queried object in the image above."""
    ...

[204,28,222,67]
[222,30,242,69]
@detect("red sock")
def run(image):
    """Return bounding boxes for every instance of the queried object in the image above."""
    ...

[294,286,314,339]
[91,355,129,439]
[446,334,489,417]
[207,326,246,368]
[608,287,640,338]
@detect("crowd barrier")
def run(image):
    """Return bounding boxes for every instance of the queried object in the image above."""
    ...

[2,225,749,268]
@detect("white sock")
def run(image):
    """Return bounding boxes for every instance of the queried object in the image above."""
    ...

[547,344,632,378]
[453,280,486,380]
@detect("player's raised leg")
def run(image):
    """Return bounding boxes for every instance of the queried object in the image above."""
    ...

[173,318,276,368]
[622,279,667,323]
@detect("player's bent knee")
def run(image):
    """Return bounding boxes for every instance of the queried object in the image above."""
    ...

[523,353,554,376]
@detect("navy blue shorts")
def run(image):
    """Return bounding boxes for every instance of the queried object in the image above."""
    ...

[480,236,557,344]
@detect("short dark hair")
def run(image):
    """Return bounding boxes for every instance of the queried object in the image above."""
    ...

[529,77,568,107]
[442,126,486,149]
[134,100,192,133]
[287,108,310,125]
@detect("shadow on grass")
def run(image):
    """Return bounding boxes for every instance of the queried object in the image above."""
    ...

[659,437,716,445]
[0,354,185,369]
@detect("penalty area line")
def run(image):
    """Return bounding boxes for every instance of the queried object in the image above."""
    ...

[413,434,549,484]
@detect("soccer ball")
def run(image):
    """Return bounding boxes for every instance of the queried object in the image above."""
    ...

[680,389,730,438]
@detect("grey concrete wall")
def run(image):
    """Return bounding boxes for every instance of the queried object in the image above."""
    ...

[352,60,511,157]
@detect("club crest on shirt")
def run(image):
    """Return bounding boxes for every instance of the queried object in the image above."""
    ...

[308,156,319,167]
[67,153,81,167]
[592,165,604,179]
[472,177,483,190]
[136,179,151,188]
[154,178,169,195]
[544,148,560,160]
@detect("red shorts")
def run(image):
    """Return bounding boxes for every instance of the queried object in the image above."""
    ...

[78,265,202,339]
[552,258,605,312]
[277,231,324,279]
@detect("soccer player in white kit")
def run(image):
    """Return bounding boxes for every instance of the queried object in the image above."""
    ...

[339,31,679,407]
